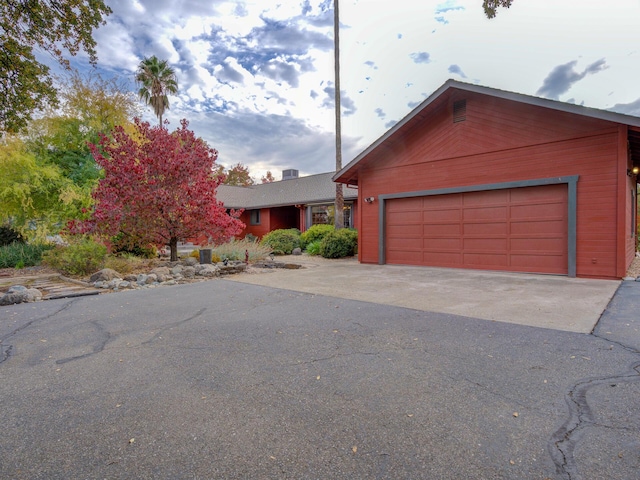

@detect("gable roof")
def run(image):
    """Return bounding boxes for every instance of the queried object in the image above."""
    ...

[334,79,640,185]
[217,171,358,209]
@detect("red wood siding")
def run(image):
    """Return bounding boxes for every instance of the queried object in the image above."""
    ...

[386,185,567,274]
[357,92,628,278]
[239,209,271,239]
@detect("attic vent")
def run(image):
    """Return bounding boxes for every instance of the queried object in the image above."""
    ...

[453,100,466,123]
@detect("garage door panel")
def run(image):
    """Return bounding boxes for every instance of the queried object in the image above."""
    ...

[388,211,422,225]
[386,184,568,274]
[510,237,565,253]
[510,203,565,219]
[425,223,461,235]
[463,222,508,235]
[387,197,422,212]
[424,237,462,250]
[423,252,463,265]
[387,223,422,237]
[463,237,508,252]
[510,254,566,273]
[463,206,508,221]
[463,253,509,267]
[511,219,566,235]
[423,209,461,222]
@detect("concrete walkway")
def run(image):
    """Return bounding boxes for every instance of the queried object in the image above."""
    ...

[227,256,620,333]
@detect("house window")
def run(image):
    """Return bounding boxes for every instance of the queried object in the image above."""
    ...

[250,209,261,225]
[310,203,353,227]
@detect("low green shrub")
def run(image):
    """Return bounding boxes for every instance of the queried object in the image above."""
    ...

[305,239,322,256]
[42,238,107,276]
[0,242,53,268]
[319,228,358,259]
[0,226,24,247]
[300,224,334,249]
[260,228,301,255]
[212,238,271,262]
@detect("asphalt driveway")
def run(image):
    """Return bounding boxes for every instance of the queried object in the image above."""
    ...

[228,256,621,333]
[0,277,638,479]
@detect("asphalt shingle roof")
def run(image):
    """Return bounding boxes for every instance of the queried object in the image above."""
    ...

[216,172,358,209]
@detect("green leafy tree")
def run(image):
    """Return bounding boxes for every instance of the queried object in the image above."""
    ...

[135,56,178,126]
[25,71,138,188]
[0,136,86,240]
[0,0,112,133]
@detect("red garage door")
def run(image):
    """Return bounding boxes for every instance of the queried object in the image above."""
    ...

[385,184,568,274]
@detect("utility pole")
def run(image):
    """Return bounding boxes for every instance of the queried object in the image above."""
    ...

[333,0,344,229]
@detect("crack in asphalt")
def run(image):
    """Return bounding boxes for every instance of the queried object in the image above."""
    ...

[0,299,78,365]
[546,281,640,480]
[547,362,640,480]
[55,321,113,365]
[141,308,207,345]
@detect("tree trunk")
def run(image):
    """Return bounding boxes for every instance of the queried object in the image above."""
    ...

[169,236,178,262]
[333,0,344,230]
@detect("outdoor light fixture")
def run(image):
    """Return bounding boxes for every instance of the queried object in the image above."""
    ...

[628,166,640,176]
[364,196,375,203]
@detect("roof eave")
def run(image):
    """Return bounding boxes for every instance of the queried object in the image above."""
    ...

[333,79,640,183]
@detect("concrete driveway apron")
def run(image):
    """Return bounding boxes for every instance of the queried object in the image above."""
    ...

[226,256,620,333]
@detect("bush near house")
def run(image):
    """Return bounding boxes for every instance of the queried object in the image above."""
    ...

[0,242,53,268]
[305,239,322,256]
[300,224,334,250]
[42,237,107,276]
[260,228,301,255]
[319,229,358,259]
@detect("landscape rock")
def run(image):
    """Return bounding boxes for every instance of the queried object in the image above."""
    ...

[145,273,158,284]
[0,286,42,305]
[184,257,198,266]
[292,248,302,255]
[171,265,184,275]
[182,266,195,278]
[136,274,149,285]
[89,268,121,283]
[151,267,171,277]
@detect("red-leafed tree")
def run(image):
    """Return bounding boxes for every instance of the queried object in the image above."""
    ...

[81,118,244,261]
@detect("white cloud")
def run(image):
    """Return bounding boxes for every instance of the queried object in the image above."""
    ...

[61,0,640,180]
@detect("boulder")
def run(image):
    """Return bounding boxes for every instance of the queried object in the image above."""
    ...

[182,266,196,278]
[292,247,302,255]
[151,266,171,277]
[0,285,42,305]
[145,273,158,284]
[184,257,198,266]
[89,268,121,283]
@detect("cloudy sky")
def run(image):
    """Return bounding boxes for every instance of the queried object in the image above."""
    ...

[59,0,640,181]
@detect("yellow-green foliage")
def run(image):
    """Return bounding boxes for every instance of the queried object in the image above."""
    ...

[103,254,150,275]
[190,248,222,263]
[260,228,301,255]
[42,237,107,276]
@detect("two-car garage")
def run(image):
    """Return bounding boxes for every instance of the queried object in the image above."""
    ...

[333,80,640,279]
[383,183,569,275]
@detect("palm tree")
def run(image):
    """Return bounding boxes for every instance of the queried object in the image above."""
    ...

[333,0,344,229]
[135,56,178,126]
